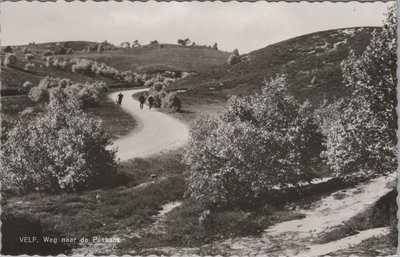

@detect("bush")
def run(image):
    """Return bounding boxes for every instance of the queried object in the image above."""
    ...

[25,53,34,61]
[161,92,181,112]
[28,86,49,103]
[22,81,33,88]
[4,53,17,67]
[227,49,240,65]
[43,50,53,56]
[28,76,107,107]
[24,63,35,71]
[54,47,67,55]
[318,7,397,177]
[66,48,74,54]
[184,75,324,208]
[153,82,164,92]
[3,45,12,53]
[1,89,118,194]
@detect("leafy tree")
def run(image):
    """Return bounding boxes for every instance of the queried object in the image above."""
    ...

[318,7,397,177]
[1,89,118,194]
[184,75,323,207]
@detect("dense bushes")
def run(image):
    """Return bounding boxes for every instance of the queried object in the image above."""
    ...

[184,75,323,208]
[28,76,108,107]
[1,89,118,194]
[161,92,181,112]
[317,7,397,177]
[4,53,17,67]
[44,57,144,85]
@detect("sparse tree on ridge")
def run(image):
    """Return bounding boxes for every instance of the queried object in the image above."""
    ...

[178,38,191,46]
[213,42,218,50]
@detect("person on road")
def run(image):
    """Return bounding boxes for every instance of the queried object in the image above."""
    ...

[117,93,123,105]
[139,94,146,109]
[147,95,154,110]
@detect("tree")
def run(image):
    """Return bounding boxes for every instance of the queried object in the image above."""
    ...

[1,89,118,194]
[178,38,191,46]
[319,7,397,177]
[184,75,323,208]
[150,40,159,45]
[212,42,218,50]
[4,53,17,67]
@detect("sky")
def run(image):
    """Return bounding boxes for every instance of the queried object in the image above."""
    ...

[1,1,395,53]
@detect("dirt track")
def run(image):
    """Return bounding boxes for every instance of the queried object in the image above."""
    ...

[108,88,189,161]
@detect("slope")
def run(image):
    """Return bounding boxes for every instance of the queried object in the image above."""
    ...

[170,27,378,107]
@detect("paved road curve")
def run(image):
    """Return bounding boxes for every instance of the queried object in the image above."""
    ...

[108,88,189,161]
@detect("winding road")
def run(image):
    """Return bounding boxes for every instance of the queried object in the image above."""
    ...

[108,88,189,161]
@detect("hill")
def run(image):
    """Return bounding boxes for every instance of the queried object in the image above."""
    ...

[169,27,379,109]
[68,44,230,73]
[1,42,229,95]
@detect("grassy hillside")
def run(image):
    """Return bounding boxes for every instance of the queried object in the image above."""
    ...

[1,43,229,94]
[170,27,379,109]
[68,44,230,73]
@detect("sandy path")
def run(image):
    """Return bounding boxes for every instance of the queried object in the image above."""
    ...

[108,89,189,161]
[151,174,395,256]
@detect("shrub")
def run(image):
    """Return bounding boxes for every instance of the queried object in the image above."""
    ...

[24,63,35,71]
[3,46,12,53]
[54,47,67,55]
[97,44,104,53]
[227,49,240,65]
[22,81,33,88]
[43,50,53,56]
[25,53,35,61]
[1,89,118,194]
[28,86,49,103]
[184,75,323,208]
[318,7,397,177]
[87,44,97,52]
[4,53,17,67]
[66,48,74,54]
[161,92,181,112]
[153,82,164,92]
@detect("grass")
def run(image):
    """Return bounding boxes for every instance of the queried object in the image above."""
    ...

[1,150,188,255]
[86,98,137,139]
[68,44,229,73]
